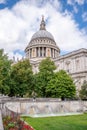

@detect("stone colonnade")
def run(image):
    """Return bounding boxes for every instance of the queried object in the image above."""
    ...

[26,47,59,58]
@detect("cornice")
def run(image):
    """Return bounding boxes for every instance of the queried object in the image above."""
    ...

[70,70,87,76]
[54,48,87,62]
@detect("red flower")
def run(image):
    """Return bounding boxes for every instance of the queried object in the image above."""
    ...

[3,115,34,130]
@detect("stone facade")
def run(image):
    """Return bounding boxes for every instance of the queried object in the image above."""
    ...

[25,16,87,93]
[54,48,87,94]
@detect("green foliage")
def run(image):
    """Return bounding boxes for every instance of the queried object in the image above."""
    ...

[36,57,56,97]
[0,49,11,95]
[0,48,76,99]
[79,80,87,100]
[46,70,76,99]
[8,122,15,128]
[9,59,33,97]
[39,57,56,73]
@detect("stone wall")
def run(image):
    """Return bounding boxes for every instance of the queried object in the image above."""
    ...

[4,99,87,115]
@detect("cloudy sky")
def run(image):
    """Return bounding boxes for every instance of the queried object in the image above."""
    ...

[0,0,87,60]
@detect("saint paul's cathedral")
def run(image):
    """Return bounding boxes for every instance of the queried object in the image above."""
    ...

[25,16,87,94]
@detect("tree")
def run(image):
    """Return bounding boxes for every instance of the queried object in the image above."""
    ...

[36,57,56,97]
[46,70,76,100]
[9,59,33,97]
[0,49,11,95]
[79,80,87,100]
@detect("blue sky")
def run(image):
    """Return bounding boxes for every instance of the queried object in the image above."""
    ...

[0,0,87,60]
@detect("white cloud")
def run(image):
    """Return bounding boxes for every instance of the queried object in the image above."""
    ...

[67,0,85,5]
[67,0,74,5]
[0,0,6,4]
[82,12,87,22]
[75,0,85,5]
[47,12,87,52]
[0,0,87,60]
[73,6,78,13]
[67,0,85,13]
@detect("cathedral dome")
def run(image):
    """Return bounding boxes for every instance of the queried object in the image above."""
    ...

[25,16,60,61]
[31,30,54,41]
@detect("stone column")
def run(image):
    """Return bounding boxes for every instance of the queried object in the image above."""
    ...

[46,48,47,57]
[30,49,32,58]
[54,49,55,58]
[53,49,54,58]
[36,47,37,57]
[35,48,36,57]
[46,48,51,57]
[55,50,57,58]
[42,47,44,57]
[73,59,76,73]
[51,48,52,58]
[44,47,46,57]
[40,47,42,57]
[36,47,38,57]
[52,48,53,58]
[39,47,40,57]
[32,49,34,57]
[28,50,29,58]
[55,50,56,57]
[28,49,30,58]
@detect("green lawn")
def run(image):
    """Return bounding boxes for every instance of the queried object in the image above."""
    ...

[22,114,87,130]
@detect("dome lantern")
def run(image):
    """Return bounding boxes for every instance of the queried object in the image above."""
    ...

[40,15,46,30]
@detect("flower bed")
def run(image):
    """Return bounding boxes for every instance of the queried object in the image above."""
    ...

[3,115,34,130]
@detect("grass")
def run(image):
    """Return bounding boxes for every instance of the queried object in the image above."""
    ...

[22,114,87,130]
